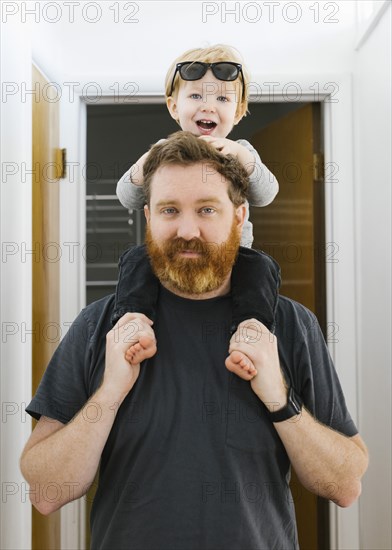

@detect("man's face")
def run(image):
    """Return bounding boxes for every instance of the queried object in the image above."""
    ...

[144,162,246,296]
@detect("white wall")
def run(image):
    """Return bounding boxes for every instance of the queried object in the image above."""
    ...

[0,20,33,550]
[353,3,392,548]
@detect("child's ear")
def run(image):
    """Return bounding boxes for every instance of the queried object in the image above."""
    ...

[234,110,244,126]
[166,96,179,121]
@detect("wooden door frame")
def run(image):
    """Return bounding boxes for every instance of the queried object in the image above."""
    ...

[59,73,360,548]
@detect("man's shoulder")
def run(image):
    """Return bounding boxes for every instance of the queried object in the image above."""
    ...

[275,295,320,339]
[276,294,317,320]
[78,294,116,335]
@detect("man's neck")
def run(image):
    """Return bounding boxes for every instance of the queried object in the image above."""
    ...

[159,272,232,300]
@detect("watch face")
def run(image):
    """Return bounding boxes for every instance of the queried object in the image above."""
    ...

[289,389,302,415]
[268,388,302,422]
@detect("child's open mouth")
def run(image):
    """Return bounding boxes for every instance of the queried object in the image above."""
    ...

[196,120,217,132]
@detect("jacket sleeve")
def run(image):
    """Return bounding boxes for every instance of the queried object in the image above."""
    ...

[236,138,279,207]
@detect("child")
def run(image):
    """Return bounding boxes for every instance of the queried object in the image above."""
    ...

[113,44,280,380]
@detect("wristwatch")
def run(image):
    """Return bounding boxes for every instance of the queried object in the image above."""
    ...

[268,386,303,422]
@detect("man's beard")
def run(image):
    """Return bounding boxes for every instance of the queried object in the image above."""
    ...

[145,219,241,296]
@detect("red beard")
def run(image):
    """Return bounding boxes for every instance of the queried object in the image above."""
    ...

[145,219,241,295]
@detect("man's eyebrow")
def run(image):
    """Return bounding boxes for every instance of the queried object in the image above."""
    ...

[195,197,224,204]
[155,197,224,208]
[154,200,180,209]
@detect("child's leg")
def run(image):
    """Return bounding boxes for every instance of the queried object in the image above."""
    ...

[226,246,281,381]
[111,244,159,364]
[111,244,158,325]
[230,246,281,334]
[125,332,157,366]
[225,350,257,380]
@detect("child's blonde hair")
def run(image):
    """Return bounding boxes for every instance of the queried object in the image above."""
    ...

[164,44,250,119]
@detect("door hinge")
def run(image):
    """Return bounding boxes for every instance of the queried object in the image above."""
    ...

[313,153,324,181]
[55,148,67,179]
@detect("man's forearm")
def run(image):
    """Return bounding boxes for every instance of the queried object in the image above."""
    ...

[273,408,369,507]
[20,385,122,515]
[231,319,369,508]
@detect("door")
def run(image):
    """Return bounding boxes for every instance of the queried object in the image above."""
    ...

[32,65,62,550]
[250,103,327,549]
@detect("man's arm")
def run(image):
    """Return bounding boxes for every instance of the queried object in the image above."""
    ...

[227,319,369,508]
[20,386,124,515]
[272,410,368,507]
[20,313,155,515]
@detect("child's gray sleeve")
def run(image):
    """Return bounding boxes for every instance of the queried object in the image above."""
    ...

[116,167,146,210]
[116,139,168,210]
[236,138,279,207]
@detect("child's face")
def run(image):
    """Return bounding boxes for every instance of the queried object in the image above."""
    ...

[167,70,242,138]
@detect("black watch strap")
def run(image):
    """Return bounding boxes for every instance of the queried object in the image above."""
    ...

[268,386,303,423]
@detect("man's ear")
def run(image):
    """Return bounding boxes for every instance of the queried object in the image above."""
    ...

[234,203,247,229]
[166,96,179,121]
[144,204,150,223]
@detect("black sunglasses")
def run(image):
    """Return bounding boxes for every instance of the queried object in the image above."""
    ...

[169,61,245,100]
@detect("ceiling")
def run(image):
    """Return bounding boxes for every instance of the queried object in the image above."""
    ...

[30,1,357,92]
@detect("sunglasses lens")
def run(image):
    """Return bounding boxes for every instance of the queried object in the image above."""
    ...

[179,62,205,81]
[213,63,239,81]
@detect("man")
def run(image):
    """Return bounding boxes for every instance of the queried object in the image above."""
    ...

[21,132,368,549]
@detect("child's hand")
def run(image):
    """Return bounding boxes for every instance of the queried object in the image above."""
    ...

[198,136,255,175]
[130,139,167,186]
[130,151,150,186]
[198,136,241,156]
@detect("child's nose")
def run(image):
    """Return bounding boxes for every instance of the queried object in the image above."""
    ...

[201,99,216,113]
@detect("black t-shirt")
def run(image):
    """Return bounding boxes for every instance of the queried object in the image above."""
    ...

[26,286,357,550]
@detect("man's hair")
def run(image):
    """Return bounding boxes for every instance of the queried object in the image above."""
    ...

[164,44,250,120]
[143,131,249,207]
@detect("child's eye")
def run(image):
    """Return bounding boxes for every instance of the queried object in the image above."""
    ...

[217,96,229,102]
[190,93,202,100]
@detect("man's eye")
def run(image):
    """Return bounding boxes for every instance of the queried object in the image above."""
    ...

[161,208,177,215]
[201,207,216,215]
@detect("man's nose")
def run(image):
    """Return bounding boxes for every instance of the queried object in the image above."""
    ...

[176,216,201,241]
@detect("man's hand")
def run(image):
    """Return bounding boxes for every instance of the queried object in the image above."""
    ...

[198,136,255,175]
[226,319,287,412]
[103,313,156,404]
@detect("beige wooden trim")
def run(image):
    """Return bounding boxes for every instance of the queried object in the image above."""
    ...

[32,64,61,550]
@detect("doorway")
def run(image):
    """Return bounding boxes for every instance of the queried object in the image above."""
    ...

[85,100,327,549]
